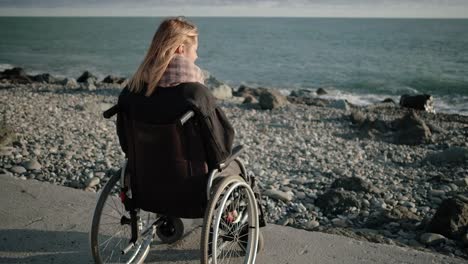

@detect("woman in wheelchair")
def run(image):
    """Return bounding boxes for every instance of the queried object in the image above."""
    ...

[90,17,265,264]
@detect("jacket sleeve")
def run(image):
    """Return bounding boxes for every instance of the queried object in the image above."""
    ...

[185,83,235,169]
[199,105,235,169]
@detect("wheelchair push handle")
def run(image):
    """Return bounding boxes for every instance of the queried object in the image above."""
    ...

[103,104,121,119]
[179,110,194,126]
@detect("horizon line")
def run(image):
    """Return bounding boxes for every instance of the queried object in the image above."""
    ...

[1,15,468,19]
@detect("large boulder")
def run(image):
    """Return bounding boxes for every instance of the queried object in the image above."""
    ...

[30,73,56,84]
[399,94,435,113]
[233,85,267,98]
[393,111,432,145]
[77,71,98,83]
[427,196,468,239]
[259,89,287,110]
[0,67,32,83]
[316,87,328,95]
[315,189,361,215]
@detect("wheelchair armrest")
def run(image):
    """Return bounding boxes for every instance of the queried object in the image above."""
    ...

[218,145,244,171]
[103,104,121,119]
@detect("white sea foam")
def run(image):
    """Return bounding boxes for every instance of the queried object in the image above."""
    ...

[0,63,15,71]
[322,89,468,116]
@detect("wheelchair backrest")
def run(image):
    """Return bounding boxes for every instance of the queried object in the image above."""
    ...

[118,102,209,218]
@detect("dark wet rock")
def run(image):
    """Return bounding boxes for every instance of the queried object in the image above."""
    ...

[330,176,373,193]
[315,189,361,215]
[102,75,126,84]
[233,85,267,98]
[287,96,329,107]
[30,73,56,84]
[393,111,432,145]
[382,98,396,104]
[0,67,33,84]
[242,95,258,104]
[77,71,97,83]
[423,147,468,166]
[427,196,468,239]
[400,94,435,113]
[259,89,287,110]
[316,87,328,95]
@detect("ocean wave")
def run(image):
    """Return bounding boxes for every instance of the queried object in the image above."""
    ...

[0,63,15,71]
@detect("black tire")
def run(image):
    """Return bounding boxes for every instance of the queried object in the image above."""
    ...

[156,216,184,244]
[90,171,151,264]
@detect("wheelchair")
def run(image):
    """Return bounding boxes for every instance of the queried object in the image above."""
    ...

[90,105,265,264]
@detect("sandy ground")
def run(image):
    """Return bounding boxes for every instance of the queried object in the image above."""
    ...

[0,174,466,264]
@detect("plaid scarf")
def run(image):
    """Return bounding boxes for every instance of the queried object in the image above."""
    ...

[158,54,205,87]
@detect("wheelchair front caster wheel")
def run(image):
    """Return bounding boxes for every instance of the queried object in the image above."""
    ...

[156,216,184,244]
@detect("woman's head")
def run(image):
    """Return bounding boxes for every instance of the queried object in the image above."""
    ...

[128,17,198,96]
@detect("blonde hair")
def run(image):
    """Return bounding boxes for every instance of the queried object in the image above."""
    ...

[128,17,198,96]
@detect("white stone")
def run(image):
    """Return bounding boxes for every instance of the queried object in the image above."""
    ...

[86,176,100,188]
[419,233,447,246]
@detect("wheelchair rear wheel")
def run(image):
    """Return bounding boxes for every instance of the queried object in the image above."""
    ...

[201,175,260,264]
[90,171,157,264]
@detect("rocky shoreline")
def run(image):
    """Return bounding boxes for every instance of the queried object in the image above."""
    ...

[1,68,468,260]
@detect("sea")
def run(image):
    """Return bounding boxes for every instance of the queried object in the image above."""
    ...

[1,17,467,115]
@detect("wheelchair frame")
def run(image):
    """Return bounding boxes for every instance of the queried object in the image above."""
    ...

[90,107,264,264]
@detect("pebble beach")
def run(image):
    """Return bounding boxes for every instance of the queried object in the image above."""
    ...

[1,70,467,260]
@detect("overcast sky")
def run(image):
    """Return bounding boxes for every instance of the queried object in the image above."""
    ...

[0,0,467,18]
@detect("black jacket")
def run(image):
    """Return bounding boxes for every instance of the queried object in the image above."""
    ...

[116,82,235,169]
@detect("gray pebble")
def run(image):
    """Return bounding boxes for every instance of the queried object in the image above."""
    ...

[23,159,42,170]
[11,166,27,174]
[419,233,447,246]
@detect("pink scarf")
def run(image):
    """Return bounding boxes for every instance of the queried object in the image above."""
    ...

[158,54,205,87]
